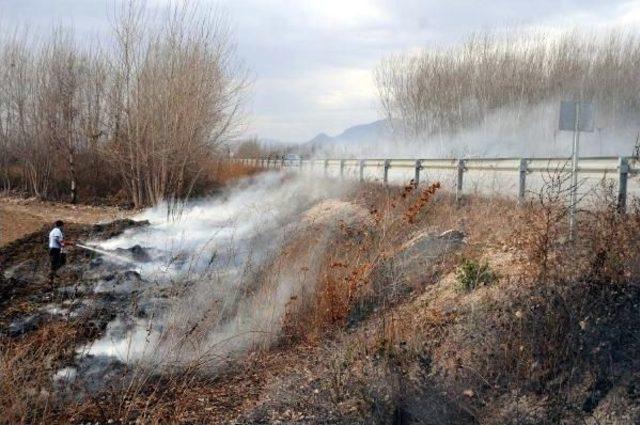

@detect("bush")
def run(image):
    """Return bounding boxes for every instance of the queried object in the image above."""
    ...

[456,259,498,292]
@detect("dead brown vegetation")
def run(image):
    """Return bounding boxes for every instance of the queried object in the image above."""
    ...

[246,178,640,424]
[0,2,247,208]
[3,176,640,424]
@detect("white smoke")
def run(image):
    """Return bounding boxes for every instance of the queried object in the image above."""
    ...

[310,101,639,160]
[78,171,353,371]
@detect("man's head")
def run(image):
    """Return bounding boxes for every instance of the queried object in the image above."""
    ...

[55,220,64,228]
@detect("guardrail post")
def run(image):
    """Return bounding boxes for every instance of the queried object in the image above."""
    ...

[456,159,465,203]
[383,159,390,184]
[324,159,329,177]
[414,160,422,187]
[359,160,365,182]
[618,157,629,213]
[518,158,528,204]
[340,159,345,179]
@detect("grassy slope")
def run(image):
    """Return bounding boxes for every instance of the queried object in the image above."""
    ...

[2,181,640,424]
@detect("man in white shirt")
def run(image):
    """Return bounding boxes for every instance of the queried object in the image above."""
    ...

[48,220,66,286]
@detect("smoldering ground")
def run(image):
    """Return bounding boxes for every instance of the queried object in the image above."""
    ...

[43,171,361,389]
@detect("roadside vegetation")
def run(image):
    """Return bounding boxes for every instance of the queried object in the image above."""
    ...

[376,30,640,149]
[2,8,640,424]
[0,2,249,208]
[2,173,639,423]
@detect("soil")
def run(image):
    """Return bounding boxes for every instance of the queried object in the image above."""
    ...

[0,195,128,247]
[0,219,148,333]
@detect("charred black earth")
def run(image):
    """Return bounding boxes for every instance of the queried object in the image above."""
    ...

[0,219,153,393]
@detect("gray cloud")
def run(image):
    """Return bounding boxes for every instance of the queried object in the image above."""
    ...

[0,0,637,142]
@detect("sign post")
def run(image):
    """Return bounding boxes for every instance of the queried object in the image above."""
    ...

[559,101,594,240]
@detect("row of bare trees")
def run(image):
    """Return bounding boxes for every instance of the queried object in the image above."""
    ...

[376,30,640,144]
[0,1,246,207]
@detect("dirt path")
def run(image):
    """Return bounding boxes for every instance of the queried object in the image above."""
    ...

[0,196,129,247]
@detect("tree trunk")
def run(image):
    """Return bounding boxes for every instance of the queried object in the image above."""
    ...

[68,147,77,204]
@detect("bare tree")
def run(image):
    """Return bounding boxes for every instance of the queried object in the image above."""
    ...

[0,1,247,207]
[375,31,640,146]
[105,1,247,209]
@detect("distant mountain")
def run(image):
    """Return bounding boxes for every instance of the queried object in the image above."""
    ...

[338,120,392,142]
[306,132,333,147]
[301,119,394,155]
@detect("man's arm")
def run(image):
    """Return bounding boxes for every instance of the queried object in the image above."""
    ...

[55,229,64,248]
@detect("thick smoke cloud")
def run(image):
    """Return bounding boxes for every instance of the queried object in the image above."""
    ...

[79,172,352,370]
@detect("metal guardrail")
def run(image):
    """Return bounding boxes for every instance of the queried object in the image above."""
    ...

[231,156,638,212]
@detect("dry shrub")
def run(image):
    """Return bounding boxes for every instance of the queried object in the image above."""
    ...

[0,323,80,424]
[0,2,246,207]
[428,177,640,422]
[191,159,261,195]
[282,182,443,342]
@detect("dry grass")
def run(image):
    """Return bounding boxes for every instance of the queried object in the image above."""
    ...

[0,323,81,424]
[243,179,640,423]
[3,177,640,424]
[0,195,128,246]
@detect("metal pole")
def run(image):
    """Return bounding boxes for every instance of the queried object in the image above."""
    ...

[618,156,629,213]
[359,160,365,182]
[456,159,465,203]
[518,158,528,204]
[414,160,422,187]
[383,159,390,184]
[570,102,581,241]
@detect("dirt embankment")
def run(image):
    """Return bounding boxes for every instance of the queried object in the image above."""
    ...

[0,196,128,247]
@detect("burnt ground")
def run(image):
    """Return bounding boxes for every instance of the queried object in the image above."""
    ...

[0,202,470,423]
[0,219,147,332]
[0,220,152,396]
[0,217,305,423]
[0,218,335,424]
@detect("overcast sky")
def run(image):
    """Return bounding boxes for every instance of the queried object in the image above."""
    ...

[1,0,640,142]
